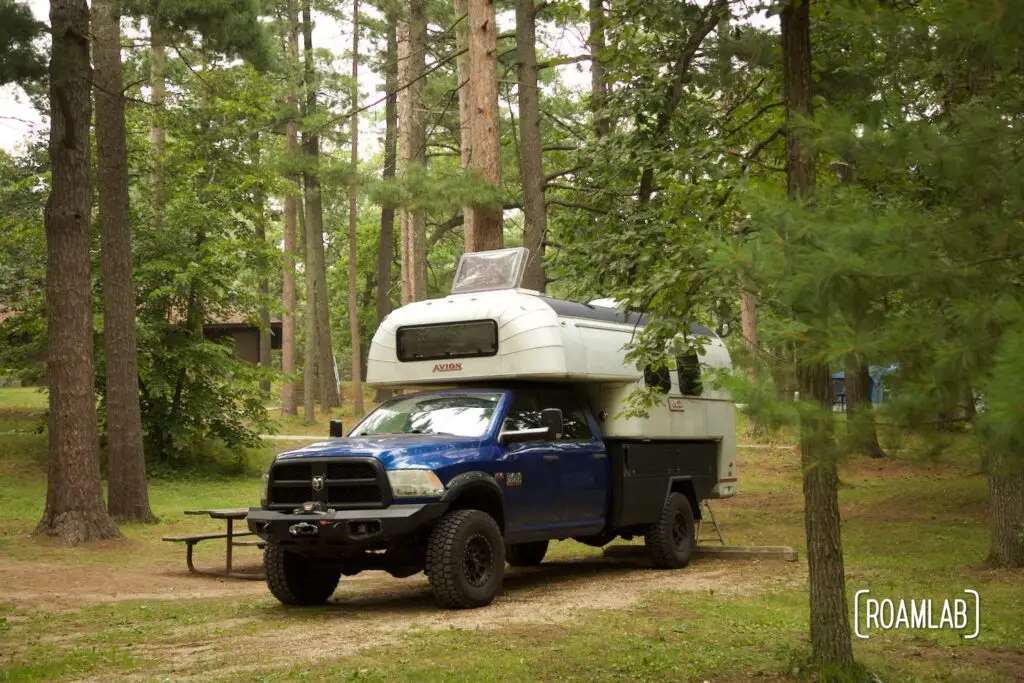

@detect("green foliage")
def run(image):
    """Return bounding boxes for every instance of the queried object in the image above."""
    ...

[123,56,283,465]
[122,0,275,70]
[0,147,46,384]
[0,0,46,87]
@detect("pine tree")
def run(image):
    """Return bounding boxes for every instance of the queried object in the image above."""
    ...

[781,0,854,669]
[463,0,502,251]
[515,0,546,291]
[347,0,366,416]
[37,0,122,544]
[93,0,154,522]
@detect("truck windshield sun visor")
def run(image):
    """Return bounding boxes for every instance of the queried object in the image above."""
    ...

[396,320,498,362]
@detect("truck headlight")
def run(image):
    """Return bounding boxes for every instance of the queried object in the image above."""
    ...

[387,469,445,498]
[260,470,270,506]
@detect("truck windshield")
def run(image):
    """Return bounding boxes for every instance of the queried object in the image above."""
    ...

[350,392,503,438]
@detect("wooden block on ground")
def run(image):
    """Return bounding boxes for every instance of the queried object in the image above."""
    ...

[602,544,798,562]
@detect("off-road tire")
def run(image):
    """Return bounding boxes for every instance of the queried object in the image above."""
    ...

[264,544,341,606]
[507,540,548,567]
[426,509,505,609]
[644,492,696,569]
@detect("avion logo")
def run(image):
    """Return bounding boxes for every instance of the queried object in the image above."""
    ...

[432,362,462,373]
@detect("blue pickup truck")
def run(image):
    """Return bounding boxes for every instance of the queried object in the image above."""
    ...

[248,249,736,609]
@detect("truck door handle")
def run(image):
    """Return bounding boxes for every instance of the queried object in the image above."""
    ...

[543,455,559,462]
[592,452,607,460]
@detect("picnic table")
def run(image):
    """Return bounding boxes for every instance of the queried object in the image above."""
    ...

[162,507,265,580]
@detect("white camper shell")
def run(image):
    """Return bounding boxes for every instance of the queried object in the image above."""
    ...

[365,248,737,499]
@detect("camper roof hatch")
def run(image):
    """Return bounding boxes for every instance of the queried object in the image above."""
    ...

[450,247,530,295]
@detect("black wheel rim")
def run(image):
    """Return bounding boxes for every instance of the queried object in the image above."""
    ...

[671,512,689,551]
[463,533,493,587]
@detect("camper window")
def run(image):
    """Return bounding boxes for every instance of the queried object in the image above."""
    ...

[396,320,498,362]
[677,352,703,396]
[644,364,672,394]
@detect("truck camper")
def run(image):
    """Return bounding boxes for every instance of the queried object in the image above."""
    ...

[248,248,738,609]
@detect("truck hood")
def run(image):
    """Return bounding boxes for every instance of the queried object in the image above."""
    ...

[274,435,487,470]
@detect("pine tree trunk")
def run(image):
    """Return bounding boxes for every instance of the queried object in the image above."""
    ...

[464,0,503,251]
[782,0,854,670]
[280,0,301,416]
[740,284,767,438]
[409,1,427,301]
[962,381,977,423]
[150,22,165,232]
[397,3,428,302]
[454,0,473,240]
[397,13,412,306]
[248,136,272,395]
[37,0,121,543]
[845,352,885,458]
[588,0,609,138]
[722,12,765,439]
[799,360,854,668]
[92,0,154,523]
[375,18,398,404]
[347,0,365,416]
[987,449,1024,567]
[301,189,318,424]
[301,0,340,409]
[516,0,546,292]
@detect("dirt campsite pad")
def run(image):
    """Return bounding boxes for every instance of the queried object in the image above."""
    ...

[0,548,798,682]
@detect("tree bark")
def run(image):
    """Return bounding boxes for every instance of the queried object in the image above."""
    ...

[845,352,886,458]
[515,0,547,292]
[37,0,121,543]
[799,361,854,669]
[740,283,767,437]
[372,19,399,402]
[150,21,165,232]
[464,0,503,251]
[300,186,318,424]
[723,12,765,439]
[397,2,428,302]
[280,0,301,416]
[92,0,154,523]
[454,0,473,243]
[302,0,341,409]
[987,449,1024,567]
[782,0,854,670]
[588,0,609,138]
[397,12,412,306]
[347,0,365,416]
[254,141,272,395]
[375,18,399,404]
[740,286,758,378]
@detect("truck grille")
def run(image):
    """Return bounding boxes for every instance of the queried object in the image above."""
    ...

[267,457,389,510]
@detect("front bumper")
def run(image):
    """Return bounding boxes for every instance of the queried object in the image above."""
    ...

[246,502,447,547]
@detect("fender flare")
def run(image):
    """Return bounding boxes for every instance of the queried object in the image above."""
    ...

[441,471,507,528]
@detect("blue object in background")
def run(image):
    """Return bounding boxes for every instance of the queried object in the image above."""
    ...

[831,364,898,406]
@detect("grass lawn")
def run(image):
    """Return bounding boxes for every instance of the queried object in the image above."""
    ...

[263,381,379,437]
[0,390,1022,682]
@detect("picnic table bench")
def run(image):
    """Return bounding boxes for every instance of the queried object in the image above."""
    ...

[162,507,265,580]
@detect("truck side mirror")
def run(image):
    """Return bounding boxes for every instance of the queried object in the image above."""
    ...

[329,419,344,438]
[540,408,563,438]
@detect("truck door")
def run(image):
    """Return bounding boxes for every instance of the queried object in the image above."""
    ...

[553,397,608,528]
[498,394,563,534]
